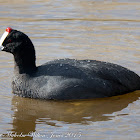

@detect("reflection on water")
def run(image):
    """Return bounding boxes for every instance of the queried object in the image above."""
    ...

[11,91,140,124]
[1,91,139,139]
[0,0,140,140]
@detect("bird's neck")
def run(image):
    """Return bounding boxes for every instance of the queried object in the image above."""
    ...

[13,46,37,75]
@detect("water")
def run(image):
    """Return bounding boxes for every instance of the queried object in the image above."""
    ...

[0,0,140,139]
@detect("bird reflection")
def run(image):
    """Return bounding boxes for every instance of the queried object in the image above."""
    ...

[7,91,140,140]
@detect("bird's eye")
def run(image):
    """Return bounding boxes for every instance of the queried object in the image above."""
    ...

[8,39,12,43]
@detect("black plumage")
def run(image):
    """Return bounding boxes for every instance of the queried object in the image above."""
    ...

[1,28,140,100]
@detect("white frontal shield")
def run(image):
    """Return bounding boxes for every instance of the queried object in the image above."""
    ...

[0,31,9,51]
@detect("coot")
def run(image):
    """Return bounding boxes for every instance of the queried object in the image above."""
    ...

[0,27,140,100]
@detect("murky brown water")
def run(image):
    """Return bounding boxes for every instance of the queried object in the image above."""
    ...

[0,0,140,140]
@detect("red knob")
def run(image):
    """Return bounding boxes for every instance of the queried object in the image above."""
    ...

[6,27,13,33]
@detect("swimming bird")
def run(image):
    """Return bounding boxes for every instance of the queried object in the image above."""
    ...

[0,27,140,100]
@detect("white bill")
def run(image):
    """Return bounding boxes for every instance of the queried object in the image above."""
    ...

[0,31,9,48]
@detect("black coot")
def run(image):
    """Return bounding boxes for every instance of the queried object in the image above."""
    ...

[0,27,140,100]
